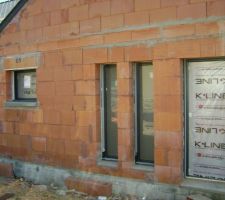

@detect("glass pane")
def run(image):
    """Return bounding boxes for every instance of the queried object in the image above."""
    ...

[137,63,154,163]
[16,70,36,100]
[104,65,118,159]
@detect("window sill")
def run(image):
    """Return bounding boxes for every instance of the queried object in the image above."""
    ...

[181,178,225,194]
[97,159,118,168]
[4,101,39,108]
[132,163,154,172]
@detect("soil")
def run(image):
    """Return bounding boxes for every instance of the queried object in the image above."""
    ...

[0,178,138,200]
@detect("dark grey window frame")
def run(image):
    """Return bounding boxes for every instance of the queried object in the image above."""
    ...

[134,62,154,166]
[14,69,37,102]
[100,64,118,161]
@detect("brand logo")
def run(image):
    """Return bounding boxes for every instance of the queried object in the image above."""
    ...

[195,78,225,85]
[195,93,225,100]
[195,127,225,134]
[195,141,225,150]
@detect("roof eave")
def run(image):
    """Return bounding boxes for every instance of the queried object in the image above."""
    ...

[0,0,28,33]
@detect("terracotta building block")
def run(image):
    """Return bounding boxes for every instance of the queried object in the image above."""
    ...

[89,1,110,18]
[65,177,112,196]
[154,112,182,132]
[155,166,172,184]
[44,51,63,67]
[150,7,177,23]
[177,3,206,19]
[154,95,182,113]
[163,24,195,38]
[0,163,14,178]
[80,17,101,34]
[61,22,79,39]
[76,111,97,127]
[72,65,83,80]
[64,140,80,156]
[111,0,134,15]
[33,13,50,29]
[161,0,188,7]
[37,68,54,82]
[26,28,43,42]
[46,138,65,155]
[118,129,133,147]
[125,45,152,61]
[80,35,103,47]
[155,131,182,150]
[195,22,219,36]
[37,82,55,96]
[117,112,133,129]
[135,0,160,11]
[108,47,125,63]
[83,64,99,80]
[118,96,133,113]
[54,68,72,81]
[124,11,149,26]
[101,14,124,31]
[117,79,133,96]
[55,81,74,96]
[32,137,46,152]
[153,59,181,78]
[43,0,61,12]
[155,148,168,166]
[60,0,79,9]
[44,109,61,125]
[43,25,61,41]
[167,40,201,58]
[60,111,75,125]
[117,63,132,78]
[62,48,82,65]
[50,9,68,25]
[73,96,86,111]
[85,96,100,111]
[104,31,132,44]
[131,28,160,41]
[168,150,182,168]
[32,110,44,123]
[69,4,88,21]
[54,95,74,111]
[207,0,225,17]
[75,80,99,95]
[4,109,19,122]
[83,48,107,64]
[200,38,216,57]
[216,38,225,56]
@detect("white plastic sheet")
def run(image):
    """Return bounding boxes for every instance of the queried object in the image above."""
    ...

[188,60,225,181]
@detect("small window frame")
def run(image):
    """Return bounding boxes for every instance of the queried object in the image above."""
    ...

[13,69,37,102]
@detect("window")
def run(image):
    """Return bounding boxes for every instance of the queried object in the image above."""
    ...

[14,69,37,101]
[134,63,154,165]
[100,64,118,160]
[185,59,225,182]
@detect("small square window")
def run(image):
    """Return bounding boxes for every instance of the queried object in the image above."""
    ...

[14,69,37,101]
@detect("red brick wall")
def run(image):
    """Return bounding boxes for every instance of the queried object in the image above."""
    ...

[0,0,224,184]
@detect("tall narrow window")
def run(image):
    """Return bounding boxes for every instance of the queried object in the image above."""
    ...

[101,64,118,159]
[135,63,154,164]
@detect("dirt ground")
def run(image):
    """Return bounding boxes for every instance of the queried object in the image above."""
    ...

[0,178,138,200]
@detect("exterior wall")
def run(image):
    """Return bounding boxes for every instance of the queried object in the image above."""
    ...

[0,0,224,190]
